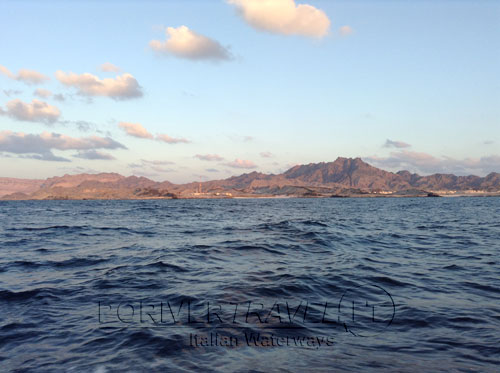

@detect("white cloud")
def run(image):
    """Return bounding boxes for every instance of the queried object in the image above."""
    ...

[195,154,224,161]
[156,133,190,144]
[0,65,50,85]
[365,151,500,176]
[118,122,154,139]
[100,62,121,72]
[34,88,52,98]
[338,25,354,37]
[225,158,257,169]
[384,139,411,149]
[149,26,232,61]
[228,0,330,38]
[0,131,125,162]
[1,99,60,124]
[55,71,143,100]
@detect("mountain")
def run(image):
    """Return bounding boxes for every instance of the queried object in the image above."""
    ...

[0,178,44,198]
[1,158,499,200]
[283,157,411,190]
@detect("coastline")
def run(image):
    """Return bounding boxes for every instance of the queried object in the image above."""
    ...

[2,192,499,201]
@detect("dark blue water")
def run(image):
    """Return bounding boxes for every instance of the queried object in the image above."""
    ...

[1,198,499,372]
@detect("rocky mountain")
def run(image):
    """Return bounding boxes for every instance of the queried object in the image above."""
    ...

[0,178,44,198]
[1,157,499,200]
[283,158,411,189]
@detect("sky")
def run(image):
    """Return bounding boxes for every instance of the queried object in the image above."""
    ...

[0,0,499,183]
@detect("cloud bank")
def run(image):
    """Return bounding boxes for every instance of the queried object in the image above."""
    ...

[150,26,231,61]
[0,131,125,162]
[228,0,330,38]
[55,71,143,100]
[1,99,61,124]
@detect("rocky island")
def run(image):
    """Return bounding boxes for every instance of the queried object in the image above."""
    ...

[1,158,499,200]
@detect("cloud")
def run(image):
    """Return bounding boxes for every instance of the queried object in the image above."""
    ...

[73,150,115,160]
[150,165,175,173]
[149,25,232,61]
[34,88,52,98]
[195,153,224,161]
[100,62,121,72]
[484,140,494,145]
[1,99,61,124]
[73,120,93,132]
[141,159,175,166]
[365,151,500,176]
[19,153,70,162]
[118,122,190,144]
[228,0,330,38]
[260,151,273,158]
[58,119,96,132]
[384,139,411,149]
[128,159,175,174]
[0,65,50,85]
[3,89,23,97]
[55,71,143,100]
[156,133,190,144]
[0,131,125,162]
[206,168,219,172]
[338,25,354,37]
[16,70,50,85]
[118,122,154,139]
[53,94,66,102]
[225,158,257,169]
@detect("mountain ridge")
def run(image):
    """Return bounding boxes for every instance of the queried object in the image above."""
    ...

[1,157,499,199]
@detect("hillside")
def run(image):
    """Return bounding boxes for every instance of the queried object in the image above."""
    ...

[1,158,499,200]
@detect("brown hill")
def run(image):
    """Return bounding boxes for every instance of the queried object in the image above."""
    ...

[0,178,44,198]
[283,157,411,190]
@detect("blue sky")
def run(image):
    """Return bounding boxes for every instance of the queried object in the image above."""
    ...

[0,0,499,182]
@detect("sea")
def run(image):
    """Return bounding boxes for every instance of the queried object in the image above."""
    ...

[0,198,499,372]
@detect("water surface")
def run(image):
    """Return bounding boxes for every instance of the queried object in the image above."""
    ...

[0,198,499,372]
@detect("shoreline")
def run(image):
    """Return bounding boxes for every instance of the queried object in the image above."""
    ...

[1,193,499,201]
